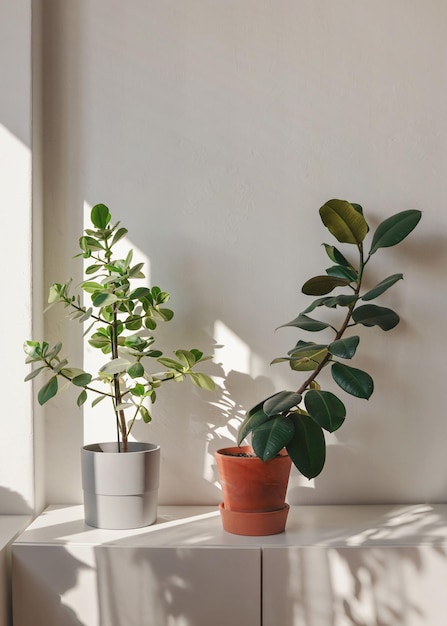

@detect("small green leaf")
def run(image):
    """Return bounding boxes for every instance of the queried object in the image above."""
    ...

[92,291,119,307]
[158,308,174,321]
[99,357,131,376]
[323,244,353,268]
[361,274,403,301]
[140,406,152,423]
[38,376,58,405]
[286,413,326,479]
[278,314,330,332]
[263,391,302,416]
[332,362,374,399]
[189,372,216,391]
[325,265,357,282]
[128,362,144,379]
[175,350,197,369]
[90,204,111,229]
[79,235,104,252]
[352,305,400,331]
[369,209,422,255]
[130,383,146,396]
[125,316,143,331]
[85,264,103,275]
[92,395,107,408]
[112,227,128,246]
[328,336,360,359]
[157,357,184,371]
[72,373,93,387]
[302,275,350,296]
[304,390,346,432]
[24,366,46,381]
[77,390,88,407]
[129,287,151,300]
[287,343,329,371]
[319,199,369,244]
[81,281,103,294]
[252,417,295,461]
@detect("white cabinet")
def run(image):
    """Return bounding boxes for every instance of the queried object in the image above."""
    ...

[12,504,447,626]
[12,506,260,626]
[0,515,31,626]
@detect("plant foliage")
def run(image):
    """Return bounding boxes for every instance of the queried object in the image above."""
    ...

[24,204,215,451]
[238,199,421,479]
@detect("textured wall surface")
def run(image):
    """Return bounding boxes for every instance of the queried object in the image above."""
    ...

[32,1,447,505]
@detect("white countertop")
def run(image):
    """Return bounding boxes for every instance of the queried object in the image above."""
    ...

[13,503,447,549]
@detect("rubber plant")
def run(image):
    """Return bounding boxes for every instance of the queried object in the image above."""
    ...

[24,203,215,452]
[238,199,421,479]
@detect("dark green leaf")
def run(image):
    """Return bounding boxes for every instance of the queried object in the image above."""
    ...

[38,376,58,405]
[72,373,93,387]
[90,204,111,229]
[304,390,346,432]
[302,296,334,314]
[278,314,330,332]
[319,199,369,244]
[369,209,422,255]
[252,417,295,462]
[361,274,403,301]
[286,413,326,479]
[237,408,272,445]
[352,304,400,330]
[129,287,151,300]
[302,275,350,296]
[324,294,357,308]
[323,244,352,268]
[92,292,119,307]
[328,336,360,359]
[332,362,374,399]
[263,391,302,416]
[325,265,357,282]
[77,390,88,407]
[128,362,144,378]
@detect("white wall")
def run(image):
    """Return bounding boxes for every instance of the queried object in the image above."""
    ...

[0,0,38,515]
[36,1,447,506]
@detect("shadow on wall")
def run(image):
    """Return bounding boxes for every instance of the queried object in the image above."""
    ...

[0,488,33,516]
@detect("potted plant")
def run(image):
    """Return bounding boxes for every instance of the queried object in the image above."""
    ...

[24,203,215,529]
[216,199,421,535]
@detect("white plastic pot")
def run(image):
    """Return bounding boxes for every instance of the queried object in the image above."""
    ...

[81,442,160,529]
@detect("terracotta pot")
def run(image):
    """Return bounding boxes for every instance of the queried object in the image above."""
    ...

[215,445,292,535]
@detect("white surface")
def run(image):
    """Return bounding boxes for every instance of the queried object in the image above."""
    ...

[0,515,32,626]
[13,506,262,626]
[12,505,447,626]
[14,503,447,548]
[0,0,36,514]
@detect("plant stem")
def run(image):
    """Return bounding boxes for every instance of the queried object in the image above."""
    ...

[296,244,365,396]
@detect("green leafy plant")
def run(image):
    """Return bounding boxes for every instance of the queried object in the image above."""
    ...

[238,199,421,479]
[24,203,215,451]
